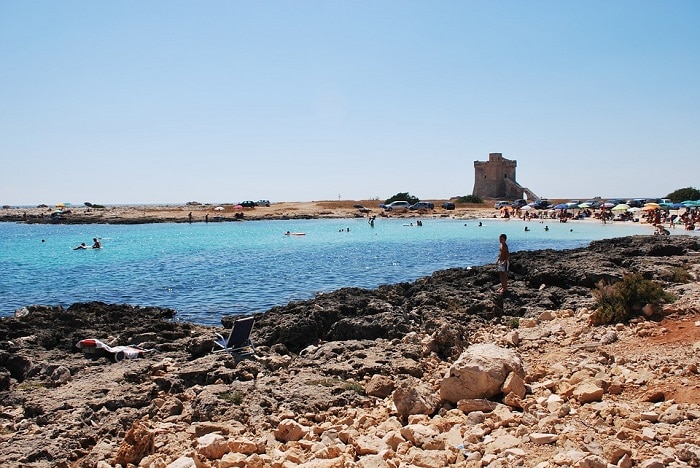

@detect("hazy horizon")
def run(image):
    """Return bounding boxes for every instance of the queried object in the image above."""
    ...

[1,1,698,206]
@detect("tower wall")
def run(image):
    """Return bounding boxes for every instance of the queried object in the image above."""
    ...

[472,153,518,199]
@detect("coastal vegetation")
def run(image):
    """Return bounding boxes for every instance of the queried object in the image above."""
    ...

[455,194,483,204]
[590,273,676,325]
[218,390,245,405]
[384,192,419,205]
[666,186,700,203]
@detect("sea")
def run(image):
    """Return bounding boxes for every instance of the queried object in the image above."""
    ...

[0,217,688,326]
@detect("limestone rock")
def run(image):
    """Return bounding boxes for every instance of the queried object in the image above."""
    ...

[366,374,395,398]
[439,343,524,403]
[228,437,259,455]
[573,381,604,403]
[577,454,608,468]
[114,418,155,466]
[392,377,440,416]
[501,371,526,399]
[529,432,558,444]
[274,419,308,442]
[457,398,497,413]
[399,424,440,449]
[197,432,231,459]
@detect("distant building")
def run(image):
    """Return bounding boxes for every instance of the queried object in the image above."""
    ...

[472,153,538,200]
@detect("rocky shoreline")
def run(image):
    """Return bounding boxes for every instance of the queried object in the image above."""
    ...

[1,235,699,467]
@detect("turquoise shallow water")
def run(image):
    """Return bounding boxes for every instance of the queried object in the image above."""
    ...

[0,218,669,325]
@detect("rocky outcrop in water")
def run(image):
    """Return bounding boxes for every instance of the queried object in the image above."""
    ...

[1,235,699,466]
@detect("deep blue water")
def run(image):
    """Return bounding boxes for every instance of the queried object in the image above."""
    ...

[0,217,664,325]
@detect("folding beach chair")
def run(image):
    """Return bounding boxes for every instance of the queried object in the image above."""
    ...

[213,316,256,358]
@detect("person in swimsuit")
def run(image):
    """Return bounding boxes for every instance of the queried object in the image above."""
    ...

[497,233,510,294]
[92,238,102,249]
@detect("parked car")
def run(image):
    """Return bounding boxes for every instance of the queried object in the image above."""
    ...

[511,199,528,209]
[256,200,270,207]
[384,201,411,211]
[410,201,434,210]
[531,199,551,210]
[603,199,622,208]
[494,200,510,209]
[583,199,602,209]
[626,199,644,208]
[442,201,456,210]
[239,201,256,208]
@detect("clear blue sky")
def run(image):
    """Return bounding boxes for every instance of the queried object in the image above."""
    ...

[1,1,698,205]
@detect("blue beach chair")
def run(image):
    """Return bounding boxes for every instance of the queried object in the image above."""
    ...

[213,316,257,358]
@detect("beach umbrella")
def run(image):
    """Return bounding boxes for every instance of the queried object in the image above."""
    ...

[578,203,591,209]
[612,203,630,212]
[520,205,534,211]
[602,202,615,208]
[641,205,659,211]
[629,207,642,213]
[644,202,660,209]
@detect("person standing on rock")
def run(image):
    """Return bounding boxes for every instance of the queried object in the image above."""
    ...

[497,233,510,294]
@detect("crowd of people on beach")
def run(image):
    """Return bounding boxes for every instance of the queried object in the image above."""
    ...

[500,205,698,231]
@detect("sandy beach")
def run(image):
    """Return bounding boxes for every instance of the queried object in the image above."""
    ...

[0,200,664,229]
[1,200,494,224]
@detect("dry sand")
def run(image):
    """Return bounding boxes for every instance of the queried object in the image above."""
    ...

[2,200,499,224]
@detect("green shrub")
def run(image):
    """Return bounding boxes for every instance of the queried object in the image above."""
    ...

[456,195,483,204]
[385,192,419,205]
[218,390,245,405]
[668,266,693,283]
[507,317,520,329]
[590,274,675,325]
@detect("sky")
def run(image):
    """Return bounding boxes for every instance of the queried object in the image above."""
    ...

[1,1,698,206]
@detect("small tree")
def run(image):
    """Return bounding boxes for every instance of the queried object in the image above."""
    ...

[385,192,419,205]
[666,187,700,203]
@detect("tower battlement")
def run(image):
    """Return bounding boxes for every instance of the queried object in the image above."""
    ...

[472,153,537,200]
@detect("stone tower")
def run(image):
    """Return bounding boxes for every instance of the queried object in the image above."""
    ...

[472,153,538,200]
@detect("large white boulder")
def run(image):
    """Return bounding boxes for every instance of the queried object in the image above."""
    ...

[439,343,525,403]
